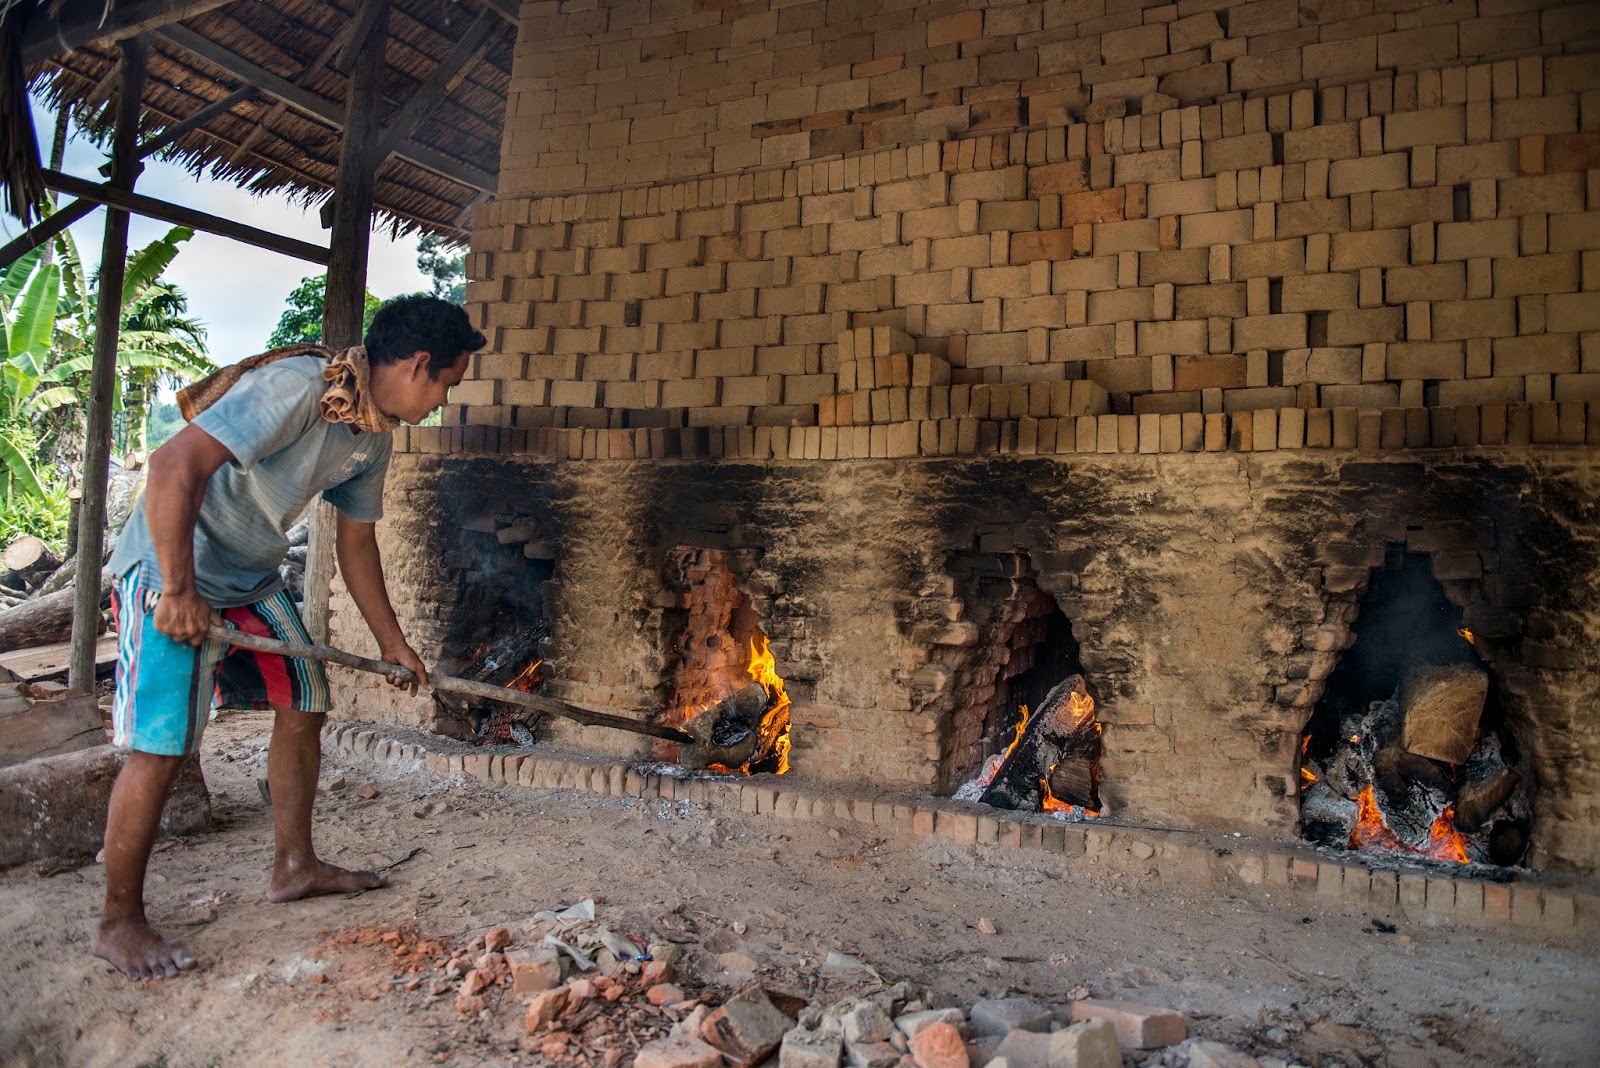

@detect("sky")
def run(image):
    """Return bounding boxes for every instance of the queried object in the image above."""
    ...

[0,96,435,367]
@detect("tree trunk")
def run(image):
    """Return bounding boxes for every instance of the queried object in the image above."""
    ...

[0,584,107,653]
[0,745,209,870]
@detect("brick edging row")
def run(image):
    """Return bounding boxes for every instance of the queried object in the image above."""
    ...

[327,722,1596,942]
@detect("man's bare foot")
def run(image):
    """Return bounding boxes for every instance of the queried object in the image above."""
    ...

[94,918,197,980]
[268,859,387,902]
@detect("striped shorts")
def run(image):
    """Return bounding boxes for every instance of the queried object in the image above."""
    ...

[111,563,332,756]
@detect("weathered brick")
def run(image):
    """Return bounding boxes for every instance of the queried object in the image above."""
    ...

[1383,108,1465,151]
[1329,153,1410,198]
[1101,23,1169,64]
[1330,229,1409,271]
[1432,298,1517,340]
[1283,347,1361,385]
[1174,354,1247,391]
[1282,273,1358,311]
[1495,334,1580,376]
[1493,95,1580,140]
[1234,314,1307,350]
[1232,239,1307,278]
[1499,173,1586,217]
[1277,199,1350,239]
[1387,341,1464,379]
[1203,133,1274,174]
[1548,292,1600,332]
[1327,306,1404,346]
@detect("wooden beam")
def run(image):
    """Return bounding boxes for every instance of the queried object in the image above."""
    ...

[21,0,236,66]
[69,36,147,694]
[42,169,331,265]
[478,0,520,26]
[154,25,497,194]
[137,85,258,159]
[304,0,390,646]
[332,0,390,75]
[0,86,257,272]
[371,9,501,167]
[0,200,94,272]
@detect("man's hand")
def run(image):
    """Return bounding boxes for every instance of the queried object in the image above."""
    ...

[378,642,430,695]
[153,590,222,646]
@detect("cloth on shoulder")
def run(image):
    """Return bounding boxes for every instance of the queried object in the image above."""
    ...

[178,342,399,433]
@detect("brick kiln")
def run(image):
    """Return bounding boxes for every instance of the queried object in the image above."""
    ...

[326,0,1600,875]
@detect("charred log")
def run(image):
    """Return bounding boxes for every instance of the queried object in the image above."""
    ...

[1488,821,1528,867]
[1371,748,1453,849]
[433,622,549,742]
[679,682,770,771]
[1300,780,1358,847]
[979,674,1101,812]
[1456,734,1520,834]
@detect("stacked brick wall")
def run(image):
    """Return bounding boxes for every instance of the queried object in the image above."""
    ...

[446,0,1600,449]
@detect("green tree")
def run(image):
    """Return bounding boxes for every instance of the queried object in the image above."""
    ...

[0,224,212,545]
[268,274,381,348]
[416,233,466,304]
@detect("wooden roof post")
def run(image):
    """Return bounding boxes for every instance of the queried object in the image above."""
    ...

[69,35,147,693]
[304,0,389,645]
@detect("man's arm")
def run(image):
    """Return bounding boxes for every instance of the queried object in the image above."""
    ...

[334,513,430,693]
[145,424,234,645]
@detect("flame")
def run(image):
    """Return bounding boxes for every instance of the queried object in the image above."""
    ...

[1458,627,1474,645]
[1425,804,1471,863]
[706,635,791,776]
[1348,785,1468,864]
[1348,785,1405,852]
[509,659,543,693]
[1300,766,1319,788]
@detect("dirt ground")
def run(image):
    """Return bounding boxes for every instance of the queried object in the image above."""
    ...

[1,710,1595,1068]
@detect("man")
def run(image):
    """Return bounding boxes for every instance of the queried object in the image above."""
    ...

[96,294,485,981]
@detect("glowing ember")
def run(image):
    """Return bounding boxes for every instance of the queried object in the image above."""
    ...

[1425,804,1471,863]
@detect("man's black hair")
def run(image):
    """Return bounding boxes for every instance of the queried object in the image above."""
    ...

[364,294,487,376]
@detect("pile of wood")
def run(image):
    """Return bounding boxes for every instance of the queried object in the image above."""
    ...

[1300,662,1530,867]
[0,461,146,654]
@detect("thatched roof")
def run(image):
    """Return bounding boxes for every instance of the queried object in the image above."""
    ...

[9,0,514,240]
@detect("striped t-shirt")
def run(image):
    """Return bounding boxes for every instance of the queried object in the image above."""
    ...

[110,355,392,608]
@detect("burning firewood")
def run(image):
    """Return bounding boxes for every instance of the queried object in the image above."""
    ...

[434,624,549,744]
[979,674,1101,813]
[679,682,771,771]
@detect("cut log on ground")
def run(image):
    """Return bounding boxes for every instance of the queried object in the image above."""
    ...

[0,583,109,654]
[0,684,106,767]
[1400,663,1487,765]
[0,746,209,869]
[980,674,1101,812]
[2,536,63,588]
